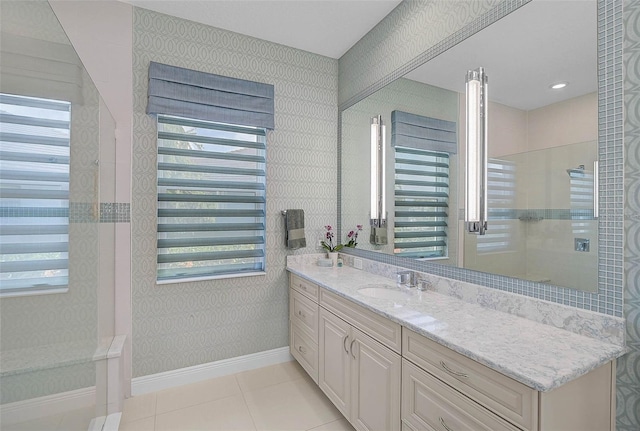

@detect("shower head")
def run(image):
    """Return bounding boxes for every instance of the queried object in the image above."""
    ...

[567,164,586,177]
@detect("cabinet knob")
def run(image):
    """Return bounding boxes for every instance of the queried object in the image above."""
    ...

[440,361,469,378]
[298,345,306,354]
[298,310,305,318]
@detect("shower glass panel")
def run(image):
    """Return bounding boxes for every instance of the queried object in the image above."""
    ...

[0,1,115,429]
[463,140,598,292]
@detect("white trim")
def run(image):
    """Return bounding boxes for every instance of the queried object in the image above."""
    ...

[103,412,122,431]
[0,287,68,298]
[0,386,95,426]
[156,271,266,285]
[132,347,293,395]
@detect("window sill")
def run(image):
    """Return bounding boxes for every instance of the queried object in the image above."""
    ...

[156,271,267,285]
[0,286,69,298]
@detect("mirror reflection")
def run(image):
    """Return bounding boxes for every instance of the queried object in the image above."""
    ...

[340,0,598,292]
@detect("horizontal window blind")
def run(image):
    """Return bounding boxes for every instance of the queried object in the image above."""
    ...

[477,159,516,253]
[394,146,449,259]
[0,93,70,293]
[157,115,266,281]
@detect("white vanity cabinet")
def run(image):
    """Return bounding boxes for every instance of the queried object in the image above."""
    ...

[319,308,401,431]
[289,274,320,383]
[289,273,401,431]
[402,328,615,431]
[288,269,616,431]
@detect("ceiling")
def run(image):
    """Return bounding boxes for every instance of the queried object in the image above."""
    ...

[123,0,596,111]
[123,0,402,59]
[405,0,597,111]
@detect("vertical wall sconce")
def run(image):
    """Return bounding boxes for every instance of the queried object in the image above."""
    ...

[465,67,488,235]
[593,160,599,218]
[370,115,387,244]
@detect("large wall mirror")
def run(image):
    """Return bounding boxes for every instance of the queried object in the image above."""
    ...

[340,0,602,293]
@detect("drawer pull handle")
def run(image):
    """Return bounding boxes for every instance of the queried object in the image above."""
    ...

[343,335,349,354]
[350,339,357,358]
[439,417,454,431]
[440,361,468,378]
[299,284,307,290]
[298,345,306,354]
[298,310,306,318]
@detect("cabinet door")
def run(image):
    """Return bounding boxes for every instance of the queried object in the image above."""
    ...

[350,328,401,431]
[319,308,351,418]
[290,321,318,383]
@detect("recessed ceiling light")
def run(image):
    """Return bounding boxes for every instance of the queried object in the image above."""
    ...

[550,82,568,90]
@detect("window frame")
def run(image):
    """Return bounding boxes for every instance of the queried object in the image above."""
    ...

[0,93,71,297]
[155,114,267,284]
[393,146,450,259]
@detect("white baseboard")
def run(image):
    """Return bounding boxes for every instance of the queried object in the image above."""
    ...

[0,386,96,426]
[132,347,293,396]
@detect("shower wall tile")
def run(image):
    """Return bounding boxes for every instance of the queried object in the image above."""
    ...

[131,8,338,377]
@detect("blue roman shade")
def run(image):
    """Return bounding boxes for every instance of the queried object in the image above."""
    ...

[391,110,457,154]
[146,62,274,130]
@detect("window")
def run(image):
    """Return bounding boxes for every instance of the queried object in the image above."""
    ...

[476,158,516,253]
[0,93,71,295]
[394,146,449,258]
[156,115,266,282]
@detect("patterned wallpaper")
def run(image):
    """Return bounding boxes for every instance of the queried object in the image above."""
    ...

[339,0,636,428]
[131,8,338,377]
[620,0,640,427]
[339,0,507,109]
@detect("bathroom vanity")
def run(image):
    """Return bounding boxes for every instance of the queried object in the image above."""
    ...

[287,256,625,431]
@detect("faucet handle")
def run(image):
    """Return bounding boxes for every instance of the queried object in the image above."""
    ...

[396,270,416,288]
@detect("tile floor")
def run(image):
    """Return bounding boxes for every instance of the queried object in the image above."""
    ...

[119,361,355,431]
[2,406,97,431]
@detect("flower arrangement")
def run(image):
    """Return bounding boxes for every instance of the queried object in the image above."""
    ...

[345,225,363,248]
[321,225,343,252]
[321,224,364,252]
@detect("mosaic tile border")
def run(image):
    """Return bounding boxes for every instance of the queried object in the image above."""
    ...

[338,0,624,317]
[73,202,130,223]
[99,202,131,223]
[456,208,597,221]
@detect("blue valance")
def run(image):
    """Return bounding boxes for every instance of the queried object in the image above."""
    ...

[146,62,274,130]
[391,110,457,154]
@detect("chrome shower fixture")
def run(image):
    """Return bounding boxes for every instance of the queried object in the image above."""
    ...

[566,164,586,177]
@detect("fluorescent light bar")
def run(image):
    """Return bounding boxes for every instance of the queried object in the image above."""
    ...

[465,67,488,235]
[370,115,386,229]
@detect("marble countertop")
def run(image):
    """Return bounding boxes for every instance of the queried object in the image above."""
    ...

[287,261,626,392]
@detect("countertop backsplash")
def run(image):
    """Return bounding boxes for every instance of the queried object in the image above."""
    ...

[288,253,625,346]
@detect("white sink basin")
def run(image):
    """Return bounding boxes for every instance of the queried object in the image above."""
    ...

[357,284,411,301]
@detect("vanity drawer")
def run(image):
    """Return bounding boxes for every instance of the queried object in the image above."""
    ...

[402,359,520,431]
[403,328,536,431]
[290,287,318,342]
[290,321,318,384]
[290,273,319,301]
[320,288,401,353]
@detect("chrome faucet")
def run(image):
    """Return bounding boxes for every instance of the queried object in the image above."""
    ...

[397,270,416,288]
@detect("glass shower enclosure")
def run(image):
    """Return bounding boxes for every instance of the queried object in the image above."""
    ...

[0,1,117,429]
